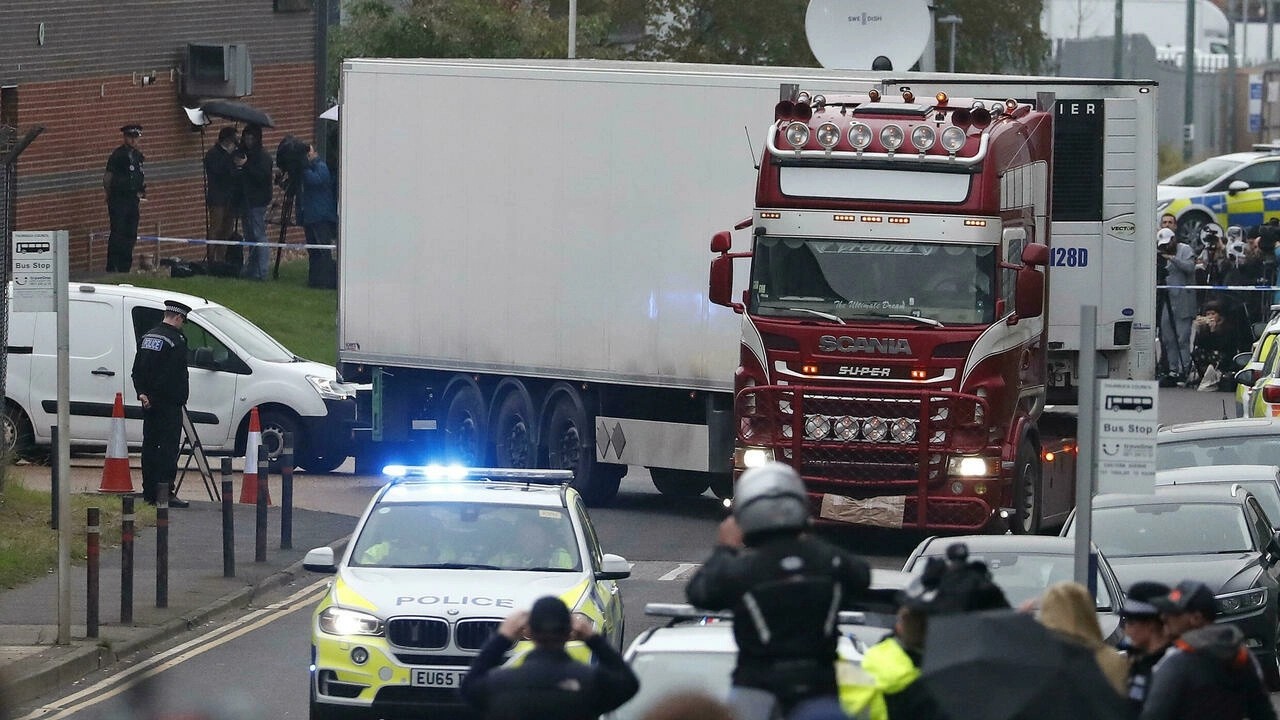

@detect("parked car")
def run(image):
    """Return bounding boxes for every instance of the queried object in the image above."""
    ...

[303,466,630,720]
[1157,417,1280,471]
[1063,484,1280,686]
[1155,465,1280,530]
[1158,147,1280,243]
[606,603,870,720]
[901,535,1126,645]
[3,283,357,472]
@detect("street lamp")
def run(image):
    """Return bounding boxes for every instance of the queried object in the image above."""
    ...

[938,15,963,73]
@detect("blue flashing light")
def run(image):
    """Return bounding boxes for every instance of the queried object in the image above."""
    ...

[382,464,408,478]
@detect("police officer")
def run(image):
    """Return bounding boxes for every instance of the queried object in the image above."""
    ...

[686,462,872,720]
[461,595,639,720]
[130,300,191,508]
[103,124,146,272]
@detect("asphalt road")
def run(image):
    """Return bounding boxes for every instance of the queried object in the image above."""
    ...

[10,386,1240,719]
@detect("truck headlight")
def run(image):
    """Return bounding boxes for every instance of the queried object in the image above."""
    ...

[308,375,356,400]
[947,456,997,477]
[1216,588,1267,616]
[318,606,384,636]
[735,446,775,469]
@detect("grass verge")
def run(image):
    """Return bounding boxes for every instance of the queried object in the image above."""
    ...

[107,258,338,365]
[0,480,156,589]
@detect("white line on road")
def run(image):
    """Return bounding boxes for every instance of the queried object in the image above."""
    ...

[18,579,330,720]
[657,563,699,582]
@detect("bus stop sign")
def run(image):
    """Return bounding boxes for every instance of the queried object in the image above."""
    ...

[1096,379,1159,494]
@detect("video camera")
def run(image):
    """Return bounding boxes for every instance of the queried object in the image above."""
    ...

[274,135,310,191]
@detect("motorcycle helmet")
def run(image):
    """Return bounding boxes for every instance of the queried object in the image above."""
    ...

[733,462,810,537]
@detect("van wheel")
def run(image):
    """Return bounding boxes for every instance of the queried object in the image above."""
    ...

[257,410,299,472]
[543,385,623,506]
[2,403,35,462]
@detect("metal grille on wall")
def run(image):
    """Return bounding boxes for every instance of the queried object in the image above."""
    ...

[0,124,44,423]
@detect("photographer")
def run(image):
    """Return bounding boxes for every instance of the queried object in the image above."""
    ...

[1195,224,1227,306]
[1157,228,1196,386]
[1191,301,1238,391]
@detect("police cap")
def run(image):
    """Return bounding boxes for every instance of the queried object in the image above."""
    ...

[164,300,192,317]
[121,124,143,138]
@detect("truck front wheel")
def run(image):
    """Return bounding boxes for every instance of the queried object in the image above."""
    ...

[1012,440,1043,535]
[544,386,623,506]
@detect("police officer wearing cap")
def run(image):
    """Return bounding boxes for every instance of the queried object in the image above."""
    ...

[130,300,191,508]
[686,462,871,720]
[1121,581,1171,715]
[103,124,146,272]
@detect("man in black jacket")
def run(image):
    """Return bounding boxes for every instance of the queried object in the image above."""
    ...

[686,462,871,720]
[1122,581,1172,716]
[203,126,240,270]
[103,124,146,272]
[461,596,638,720]
[1139,580,1275,720]
[234,124,273,281]
[130,300,191,508]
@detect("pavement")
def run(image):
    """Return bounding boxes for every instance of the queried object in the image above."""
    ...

[0,460,360,709]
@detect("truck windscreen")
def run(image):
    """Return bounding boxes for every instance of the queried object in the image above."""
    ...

[748,237,997,326]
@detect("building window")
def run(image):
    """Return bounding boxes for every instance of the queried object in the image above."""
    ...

[274,0,311,12]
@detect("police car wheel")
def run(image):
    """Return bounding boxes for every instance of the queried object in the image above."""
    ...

[1176,211,1211,246]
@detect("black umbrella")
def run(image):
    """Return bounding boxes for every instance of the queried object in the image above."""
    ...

[921,610,1130,720]
[200,99,275,128]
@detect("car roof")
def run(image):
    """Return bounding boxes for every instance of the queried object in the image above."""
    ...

[1158,417,1280,440]
[629,622,738,655]
[375,479,569,508]
[69,283,220,312]
[1156,465,1280,484]
[914,534,1085,556]
[1094,488,1252,507]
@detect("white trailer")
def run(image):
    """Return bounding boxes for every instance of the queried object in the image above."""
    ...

[338,59,1156,504]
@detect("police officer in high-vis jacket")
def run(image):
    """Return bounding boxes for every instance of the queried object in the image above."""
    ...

[131,300,191,508]
[103,124,146,272]
[686,462,872,720]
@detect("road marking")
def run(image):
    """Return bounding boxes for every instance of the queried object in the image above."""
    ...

[18,579,329,720]
[657,563,699,582]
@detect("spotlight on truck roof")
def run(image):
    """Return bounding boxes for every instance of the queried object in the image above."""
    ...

[902,89,915,103]
[785,121,810,150]
[935,92,949,105]
[848,122,873,150]
[910,125,937,152]
[868,89,881,102]
[940,126,967,153]
[816,122,841,150]
[879,124,905,152]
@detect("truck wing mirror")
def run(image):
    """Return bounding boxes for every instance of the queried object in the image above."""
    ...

[709,256,743,313]
[1021,244,1049,267]
[710,230,732,254]
[1014,267,1045,319]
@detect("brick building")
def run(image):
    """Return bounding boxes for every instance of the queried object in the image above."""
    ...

[0,0,331,276]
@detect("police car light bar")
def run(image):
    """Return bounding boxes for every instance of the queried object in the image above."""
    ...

[382,464,575,485]
[644,602,866,626]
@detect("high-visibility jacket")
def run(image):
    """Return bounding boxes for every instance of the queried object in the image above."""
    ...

[839,637,920,720]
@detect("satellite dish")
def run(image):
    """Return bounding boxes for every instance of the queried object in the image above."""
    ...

[805,0,932,71]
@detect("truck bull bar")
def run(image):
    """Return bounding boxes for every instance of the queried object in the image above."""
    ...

[736,384,994,531]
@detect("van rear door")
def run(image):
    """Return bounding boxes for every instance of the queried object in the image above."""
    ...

[28,296,126,445]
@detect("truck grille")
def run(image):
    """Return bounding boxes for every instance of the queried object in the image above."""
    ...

[455,620,500,651]
[387,618,449,650]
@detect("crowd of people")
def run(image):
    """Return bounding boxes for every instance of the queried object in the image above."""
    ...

[461,462,1279,720]
[102,122,338,288]
[1156,212,1277,389]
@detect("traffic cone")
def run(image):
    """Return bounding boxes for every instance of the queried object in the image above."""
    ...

[99,392,135,494]
[239,407,272,505]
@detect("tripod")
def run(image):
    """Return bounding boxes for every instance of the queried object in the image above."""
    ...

[272,172,301,280]
[1156,287,1185,380]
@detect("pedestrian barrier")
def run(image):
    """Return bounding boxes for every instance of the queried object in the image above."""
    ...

[89,230,336,251]
[99,392,135,494]
[239,407,272,505]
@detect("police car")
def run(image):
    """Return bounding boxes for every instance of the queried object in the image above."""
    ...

[303,466,630,720]
[1238,306,1280,417]
[1158,147,1280,243]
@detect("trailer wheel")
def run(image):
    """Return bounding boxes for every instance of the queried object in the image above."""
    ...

[492,388,537,468]
[1012,440,1043,535]
[544,387,622,506]
[442,382,487,466]
[650,469,711,497]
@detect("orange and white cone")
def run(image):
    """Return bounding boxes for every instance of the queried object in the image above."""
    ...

[239,407,272,505]
[99,392,135,494]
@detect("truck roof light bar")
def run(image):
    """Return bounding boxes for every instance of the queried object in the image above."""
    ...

[767,122,990,165]
[383,465,574,486]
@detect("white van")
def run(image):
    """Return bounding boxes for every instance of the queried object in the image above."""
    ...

[4,283,356,473]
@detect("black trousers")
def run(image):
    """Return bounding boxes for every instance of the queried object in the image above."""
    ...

[304,220,337,289]
[141,403,182,502]
[106,199,139,272]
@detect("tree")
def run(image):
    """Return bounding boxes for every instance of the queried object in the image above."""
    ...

[934,0,1049,74]
[634,0,817,66]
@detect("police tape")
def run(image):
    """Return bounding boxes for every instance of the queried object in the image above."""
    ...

[90,231,336,251]
[1156,284,1280,291]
